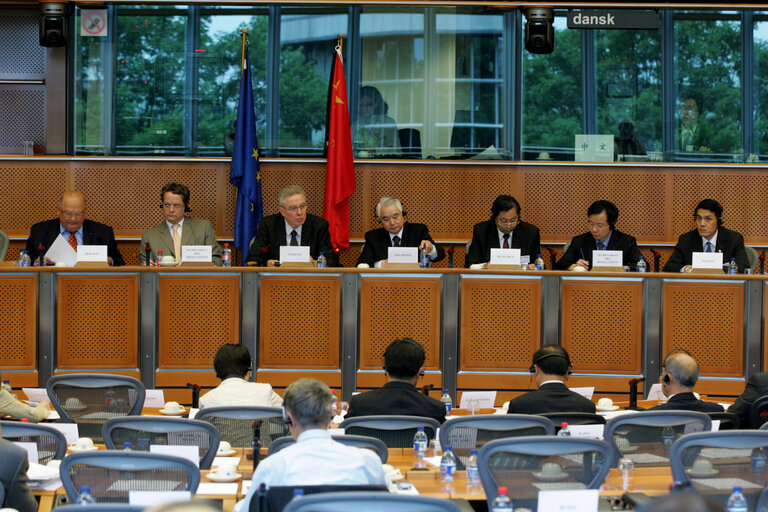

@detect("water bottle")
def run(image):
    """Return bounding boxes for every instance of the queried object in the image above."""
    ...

[222,243,232,267]
[491,486,513,511]
[317,252,327,269]
[17,249,31,267]
[535,254,544,271]
[156,249,163,267]
[329,388,339,416]
[558,422,571,437]
[440,389,452,415]
[413,426,428,456]
[105,387,116,413]
[440,445,457,482]
[752,447,767,472]
[78,486,95,504]
[637,259,647,272]
[419,246,430,268]
[2,379,12,395]
[661,426,675,449]
[726,486,748,512]
[123,442,132,451]
[729,257,738,275]
[291,489,304,503]
[467,449,480,487]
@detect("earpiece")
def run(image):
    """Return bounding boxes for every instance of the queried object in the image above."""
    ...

[282,407,292,426]
[663,374,670,384]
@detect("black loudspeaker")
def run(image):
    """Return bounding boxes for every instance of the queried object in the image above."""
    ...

[40,3,67,47]
[524,7,554,54]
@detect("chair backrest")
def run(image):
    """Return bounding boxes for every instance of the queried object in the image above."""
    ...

[0,420,67,464]
[706,411,740,431]
[256,484,390,512]
[477,436,612,512]
[397,128,422,159]
[604,410,712,466]
[282,491,462,512]
[540,412,606,429]
[670,430,768,510]
[55,505,145,512]
[59,451,200,503]
[195,406,286,448]
[439,414,555,469]
[102,416,220,469]
[746,245,759,271]
[47,374,146,442]
[750,394,768,429]
[339,416,440,448]
[0,230,9,261]
[266,434,388,463]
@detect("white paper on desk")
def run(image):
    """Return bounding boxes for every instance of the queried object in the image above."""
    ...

[26,462,59,481]
[647,383,665,401]
[197,483,238,495]
[188,407,199,419]
[28,477,62,491]
[388,247,417,264]
[459,391,496,409]
[16,442,38,464]
[711,420,720,432]
[538,489,599,512]
[568,425,604,440]
[692,252,723,269]
[77,245,107,262]
[212,456,241,467]
[280,246,310,263]
[328,428,346,437]
[592,250,622,267]
[144,389,165,407]
[182,246,212,262]
[45,235,77,266]
[424,456,442,468]
[150,445,199,467]
[22,388,47,403]
[129,491,191,506]
[45,409,60,421]
[569,387,594,399]
[599,409,641,421]
[490,248,521,265]
[45,422,78,443]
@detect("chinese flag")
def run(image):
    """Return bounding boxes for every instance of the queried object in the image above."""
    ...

[323,47,356,252]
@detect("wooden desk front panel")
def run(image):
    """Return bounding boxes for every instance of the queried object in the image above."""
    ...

[0,274,37,370]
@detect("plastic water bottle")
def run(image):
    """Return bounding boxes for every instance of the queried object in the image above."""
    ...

[637,259,647,272]
[726,486,748,512]
[17,249,31,267]
[2,379,12,395]
[661,426,675,449]
[558,422,571,436]
[222,243,232,267]
[78,486,95,504]
[535,253,544,271]
[123,442,132,451]
[317,252,326,269]
[105,388,116,413]
[491,486,513,511]
[413,426,428,456]
[440,445,457,482]
[752,447,767,472]
[729,257,738,275]
[329,388,339,416]
[419,246,430,268]
[440,389,452,415]
[467,449,480,487]
[291,489,304,503]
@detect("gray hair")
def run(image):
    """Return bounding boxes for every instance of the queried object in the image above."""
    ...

[375,196,403,217]
[284,378,333,429]
[278,185,307,206]
[666,352,699,388]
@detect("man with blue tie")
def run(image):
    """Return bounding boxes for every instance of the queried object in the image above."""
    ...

[555,200,644,271]
[663,199,749,273]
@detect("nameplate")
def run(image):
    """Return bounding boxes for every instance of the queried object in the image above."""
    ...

[21,387,47,403]
[77,245,107,262]
[388,247,418,264]
[567,424,604,440]
[182,245,212,262]
[592,250,622,267]
[537,490,599,512]
[15,442,38,464]
[144,389,165,408]
[45,423,79,444]
[570,387,594,399]
[567,10,659,30]
[280,245,310,263]
[647,383,665,401]
[129,491,192,507]
[490,248,521,266]
[150,445,199,467]
[692,252,723,269]
[459,391,496,409]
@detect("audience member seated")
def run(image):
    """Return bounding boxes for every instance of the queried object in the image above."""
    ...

[0,387,49,422]
[199,344,282,409]
[353,86,401,157]
[0,437,38,512]
[235,378,387,512]
[728,372,768,428]
[345,337,446,424]
[678,93,712,153]
[25,191,124,266]
[648,350,723,413]
[507,346,595,415]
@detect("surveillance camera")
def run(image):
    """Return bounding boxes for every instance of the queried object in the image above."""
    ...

[40,3,67,48]
[524,7,554,55]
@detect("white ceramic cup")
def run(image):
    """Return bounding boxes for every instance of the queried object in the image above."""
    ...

[75,437,94,450]
[218,441,232,453]
[214,464,238,478]
[163,401,182,413]
[597,398,614,409]
[541,462,563,476]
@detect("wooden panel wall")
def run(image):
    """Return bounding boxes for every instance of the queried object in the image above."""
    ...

[0,274,37,370]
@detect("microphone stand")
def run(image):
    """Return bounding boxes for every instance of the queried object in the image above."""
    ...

[185,383,200,408]
[421,384,434,396]
[628,377,645,410]
[760,250,766,275]
[251,419,262,469]
[545,246,557,270]
[37,244,45,266]
[447,245,454,269]
[649,248,661,273]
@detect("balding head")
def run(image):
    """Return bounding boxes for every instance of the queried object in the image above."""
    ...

[57,191,87,232]
[664,352,699,390]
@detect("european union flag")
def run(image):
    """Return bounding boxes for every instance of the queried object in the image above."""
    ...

[230,52,263,265]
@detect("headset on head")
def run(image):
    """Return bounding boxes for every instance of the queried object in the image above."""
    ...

[529,350,573,376]
[661,348,692,384]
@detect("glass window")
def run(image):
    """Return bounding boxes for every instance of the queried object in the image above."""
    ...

[754,13,768,162]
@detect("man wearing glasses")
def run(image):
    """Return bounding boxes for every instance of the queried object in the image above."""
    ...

[246,185,335,266]
[556,200,645,271]
[465,195,540,268]
[25,191,125,265]
[140,182,222,265]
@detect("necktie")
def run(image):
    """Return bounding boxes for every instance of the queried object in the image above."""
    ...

[290,230,299,246]
[68,232,77,250]
[392,235,401,247]
[597,241,605,251]
[502,234,510,249]
[172,224,182,261]
[705,241,713,253]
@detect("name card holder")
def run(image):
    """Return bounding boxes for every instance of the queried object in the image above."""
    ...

[590,265,626,273]
[591,250,625,272]
[74,261,109,268]
[689,267,725,275]
[488,248,522,270]
[179,261,215,267]
[486,263,522,270]
[280,261,315,268]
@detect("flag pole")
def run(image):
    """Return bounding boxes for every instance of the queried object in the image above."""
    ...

[240,29,249,76]
[336,34,344,54]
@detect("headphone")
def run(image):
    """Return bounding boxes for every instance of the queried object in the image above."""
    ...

[529,350,573,375]
[661,348,692,384]
[282,407,292,426]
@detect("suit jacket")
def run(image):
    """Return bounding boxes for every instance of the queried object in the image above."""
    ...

[465,220,541,268]
[346,381,446,424]
[649,392,724,413]
[246,213,336,267]
[728,372,768,428]
[507,382,596,415]
[25,218,125,266]
[357,223,445,267]
[663,227,750,273]
[0,439,37,512]
[140,216,222,266]
[679,122,711,152]
[556,229,645,271]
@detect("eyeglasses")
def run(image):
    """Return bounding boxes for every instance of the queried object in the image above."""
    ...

[281,203,308,214]
[60,211,84,219]
[162,203,184,210]
[496,217,519,226]
[587,221,608,229]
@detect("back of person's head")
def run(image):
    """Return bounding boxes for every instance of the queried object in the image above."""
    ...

[213,344,251,380]
[384,338,426,379]
[587,200,619,230]
[694,199,723,226]
[360,86,388,115]
[665,351,699,388]
[161,182,191,211]
[284,378,333,429]
[490,195,522,222]
[531,346,571,376]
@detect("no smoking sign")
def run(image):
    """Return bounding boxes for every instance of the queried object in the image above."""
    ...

[81,9,108,37]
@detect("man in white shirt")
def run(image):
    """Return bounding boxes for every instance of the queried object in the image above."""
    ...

[199,344,282,409]
[234,378,387,512]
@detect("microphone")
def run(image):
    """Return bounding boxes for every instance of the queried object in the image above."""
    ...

[544,246,556,270]
[421,384,434,396]
[649,248,661,272]
[447,245,454,269]
[760,250,766,274]
[37,244,45,266]
[144,243,152,267]
[628,377,646,410]
[185,383,200,408]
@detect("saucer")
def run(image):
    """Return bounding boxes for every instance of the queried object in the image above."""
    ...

[533,471,568,481]
[688,467,718,477]
[159,407,186,415]
[615,444,638,453]
[68,445,98,453]
[158,261,179,267]
[207,471,242,483]
[216,449,237,457]
[597,405,620,411]
[64,405,87,412]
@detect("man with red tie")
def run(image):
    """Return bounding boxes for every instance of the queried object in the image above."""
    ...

[25,191,124,265]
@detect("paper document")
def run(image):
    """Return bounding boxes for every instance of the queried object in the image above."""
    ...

[45,235,77,266]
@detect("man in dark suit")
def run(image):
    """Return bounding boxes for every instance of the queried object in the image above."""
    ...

[507,346,595,415]
[246,185,336,267]
[663,199,749,273]
[25,191,124,265]
[649,351,723,413]
[0,438,38,512]
[465,195,540,268]
[728,372,768,428]
[346,337,446,424]
[556,200,645,271]
[357,196,445,267]
[678,95,712,153]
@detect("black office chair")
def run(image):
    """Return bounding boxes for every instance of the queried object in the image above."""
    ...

[750,394,768,429]
[706,411,740,430]
[282,492,462,512]
[397,128,422,159]
[253,484,389,512]
[0,420,67,464]
[267,434,388,463]
[195,406,286,449]
[540,412,606,433]
[339,416,440,448]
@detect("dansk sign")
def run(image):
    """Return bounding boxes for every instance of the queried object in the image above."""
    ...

[567,11,660,30]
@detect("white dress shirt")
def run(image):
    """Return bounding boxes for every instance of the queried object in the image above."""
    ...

[198,378,283,409]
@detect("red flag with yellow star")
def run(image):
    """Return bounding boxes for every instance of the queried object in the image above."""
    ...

[323,46,355,252]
